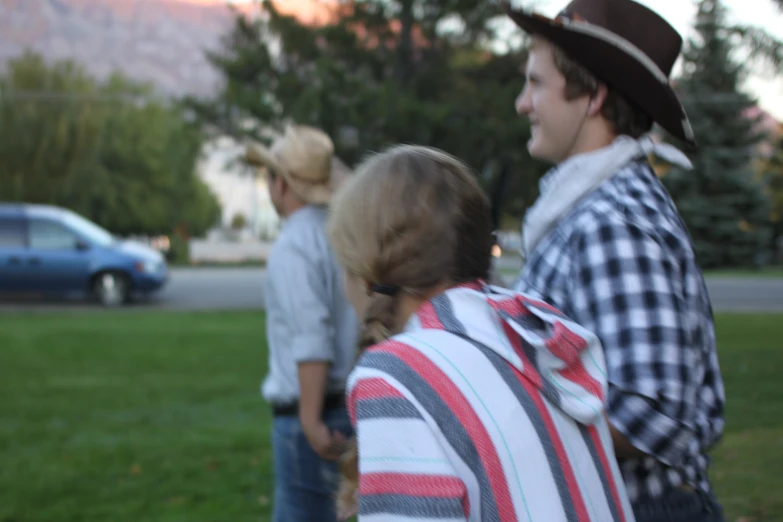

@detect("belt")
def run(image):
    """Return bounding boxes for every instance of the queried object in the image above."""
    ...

[272,392,346,417]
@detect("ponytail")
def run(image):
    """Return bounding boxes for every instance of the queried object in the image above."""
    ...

[357,292,400,350]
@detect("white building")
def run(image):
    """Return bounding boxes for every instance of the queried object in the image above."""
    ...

[197,136,281,241]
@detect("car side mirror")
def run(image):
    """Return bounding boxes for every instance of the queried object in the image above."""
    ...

[75,239,90,251]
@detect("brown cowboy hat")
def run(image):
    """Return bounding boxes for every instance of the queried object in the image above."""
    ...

[503,0,696,147]
[245,124,348,205]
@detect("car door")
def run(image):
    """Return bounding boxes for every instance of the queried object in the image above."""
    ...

[0,216,29,294]
[26,217,93,295]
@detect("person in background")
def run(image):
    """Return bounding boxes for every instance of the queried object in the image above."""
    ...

[328,144,635,522]
[503,0,726,520]
[245,123,358,522]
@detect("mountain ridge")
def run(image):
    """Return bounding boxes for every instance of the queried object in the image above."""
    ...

[0,0,254,98]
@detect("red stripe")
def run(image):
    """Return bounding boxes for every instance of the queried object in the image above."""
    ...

[348,376,406,424]
[559,365,604,403]
[499,319,544,389]
[512,371,591,522]
[417,301,443,329]
[360,472,466,498]
[485,296,544,388]
[353,377,406,401]
[378,341,516,522]
[489,296,532,317]
[588,426,628,522]
[545,323,604,402]
[544,322,587,365]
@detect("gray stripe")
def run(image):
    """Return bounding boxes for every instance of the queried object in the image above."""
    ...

[362,350,501,521]
[580,424,624,522]
[472,342,580,522]
[496,310,563,410]
[432,294,468,336]
[357,397,422,420]
[362,494,465,518]
[507,311,546,332]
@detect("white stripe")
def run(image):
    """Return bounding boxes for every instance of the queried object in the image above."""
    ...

[361,515,465,522]
[358,418,458,476]
[547,405,611,521]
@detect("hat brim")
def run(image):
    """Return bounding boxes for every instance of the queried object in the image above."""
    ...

[504,4,696,148]
[329,156,353,193]
[245,142,333,205]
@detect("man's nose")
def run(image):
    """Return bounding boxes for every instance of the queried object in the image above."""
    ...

[515,90,531,115]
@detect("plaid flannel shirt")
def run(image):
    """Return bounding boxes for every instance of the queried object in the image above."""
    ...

[515,158,726,502]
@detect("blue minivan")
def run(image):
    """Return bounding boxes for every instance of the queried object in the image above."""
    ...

[0,203,168,306]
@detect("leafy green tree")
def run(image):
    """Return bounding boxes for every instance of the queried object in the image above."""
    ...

[0,51,221,237]
[188,0,547,223]
[762,138,783,261]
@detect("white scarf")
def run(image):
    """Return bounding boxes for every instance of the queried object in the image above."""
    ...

[520,135,693,259]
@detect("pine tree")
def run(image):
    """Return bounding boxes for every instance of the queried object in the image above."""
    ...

[661,0,772,268]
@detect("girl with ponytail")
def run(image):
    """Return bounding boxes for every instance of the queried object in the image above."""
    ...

[327,145,634,522]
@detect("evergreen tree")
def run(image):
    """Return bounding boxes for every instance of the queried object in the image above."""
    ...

[661,0,772,268]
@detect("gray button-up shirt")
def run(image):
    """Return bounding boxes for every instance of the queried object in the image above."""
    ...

[261,205,359,406]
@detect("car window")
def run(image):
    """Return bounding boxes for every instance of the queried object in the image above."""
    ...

[29,219,78,250]
[0,217,25,247]
[62,211,114,247]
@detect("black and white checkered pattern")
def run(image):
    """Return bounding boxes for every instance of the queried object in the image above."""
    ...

[515,158,725,502]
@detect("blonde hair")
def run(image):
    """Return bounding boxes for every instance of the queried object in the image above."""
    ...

[327,144,494,516]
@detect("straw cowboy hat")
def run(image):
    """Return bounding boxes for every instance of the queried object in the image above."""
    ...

[245,124,349,205]
[503,0,696,147]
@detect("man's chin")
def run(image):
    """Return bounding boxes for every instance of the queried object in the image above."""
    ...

[527,139,559,165]
[527,139,546,161]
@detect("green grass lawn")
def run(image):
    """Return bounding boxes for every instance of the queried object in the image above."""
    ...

[0,311,781,521]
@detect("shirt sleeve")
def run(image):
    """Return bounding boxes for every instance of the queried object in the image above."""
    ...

[267,242,335,363]
[567,215,699,466]
[347,368,469,522]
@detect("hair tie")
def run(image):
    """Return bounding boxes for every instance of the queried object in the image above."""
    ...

[370,283,400,296]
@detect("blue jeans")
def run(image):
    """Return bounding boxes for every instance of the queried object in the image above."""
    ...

[271,407,353,522]
[633,486,725,522]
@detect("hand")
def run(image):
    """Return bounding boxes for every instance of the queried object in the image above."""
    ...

[301,420,348,461]
[337,488,359,521]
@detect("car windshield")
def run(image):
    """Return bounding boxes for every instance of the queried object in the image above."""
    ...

[63,211,116,247]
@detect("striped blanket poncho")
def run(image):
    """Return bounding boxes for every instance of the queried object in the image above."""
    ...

[346,280,636,522]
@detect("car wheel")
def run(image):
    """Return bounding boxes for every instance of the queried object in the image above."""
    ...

[92,271,130,307]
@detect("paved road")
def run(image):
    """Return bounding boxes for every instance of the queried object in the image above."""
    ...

[1,266,782,312]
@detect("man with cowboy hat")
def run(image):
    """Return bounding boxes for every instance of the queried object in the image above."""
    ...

[245,123,358,522]
[504,0,726,520]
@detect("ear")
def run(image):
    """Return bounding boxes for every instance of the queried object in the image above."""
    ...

[276,175,289,196]
[587,83,609,117]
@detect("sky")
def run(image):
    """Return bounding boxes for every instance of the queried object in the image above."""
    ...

[224,0,783,120]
